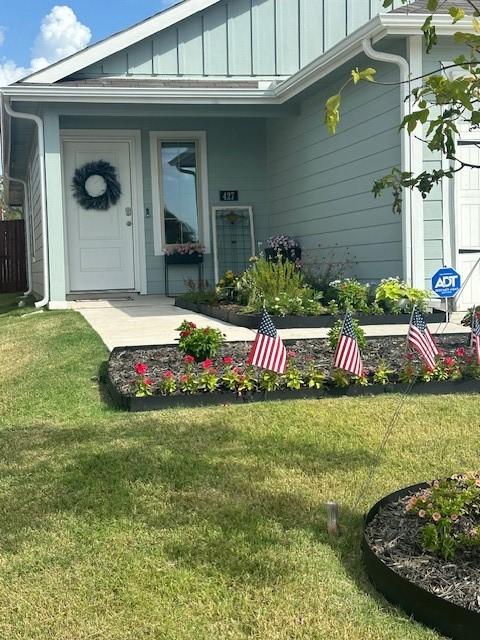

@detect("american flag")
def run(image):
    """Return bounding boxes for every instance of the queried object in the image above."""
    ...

[407,307,439,371]
[333,311,364,377]
[471,311,480,365]
[247,309,287,374]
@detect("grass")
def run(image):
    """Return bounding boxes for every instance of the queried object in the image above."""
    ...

[0,295,476,639]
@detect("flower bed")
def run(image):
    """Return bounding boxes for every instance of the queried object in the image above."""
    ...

[106,335,479,412]
[363,477,480,640]
[175,298,446,329]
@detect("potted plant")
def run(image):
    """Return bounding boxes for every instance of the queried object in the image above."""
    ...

[164,242,205,265]
[264,235,301,263]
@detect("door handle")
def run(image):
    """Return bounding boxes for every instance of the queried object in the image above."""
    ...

[125,207,133,217]
[126,221,132,227]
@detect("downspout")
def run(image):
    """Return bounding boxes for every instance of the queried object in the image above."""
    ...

[3,98,49,308]
[5,174,33,296]
[362,38,413,286]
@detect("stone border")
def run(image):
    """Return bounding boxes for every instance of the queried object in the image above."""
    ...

[174,298,446,329]
[363,483,479,640]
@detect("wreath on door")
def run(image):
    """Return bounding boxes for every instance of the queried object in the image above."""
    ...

[72,160,122,211]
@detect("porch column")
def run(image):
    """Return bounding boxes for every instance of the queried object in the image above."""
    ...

[43,108,67,304]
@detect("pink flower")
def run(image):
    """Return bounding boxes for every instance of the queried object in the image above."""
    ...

[432,512,442,522]
[418,510,426,518]
[180,374,189,383]
[443,356,455,367]
[183,355,195,364]
[455,347,466,358]
[163,370,175,379]
[135,363,148,376]
[223,356,234,365]
[188,322,197,329]
[287,351,296,359]
[202,359,213,370]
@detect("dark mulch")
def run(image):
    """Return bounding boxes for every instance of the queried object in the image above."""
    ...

[365,495,480,612]
[108,334,469,396]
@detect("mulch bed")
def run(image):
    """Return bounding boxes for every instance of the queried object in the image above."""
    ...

[365,494,480,613]
[108,334,469,396]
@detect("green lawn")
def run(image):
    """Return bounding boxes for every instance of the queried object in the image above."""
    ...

[0,297,475,639]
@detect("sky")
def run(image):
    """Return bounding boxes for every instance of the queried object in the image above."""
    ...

[0,0,181,85]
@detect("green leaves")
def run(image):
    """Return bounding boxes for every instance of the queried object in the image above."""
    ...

[325,93,341,134]
[449,6,465,23]
[351,67,376,85]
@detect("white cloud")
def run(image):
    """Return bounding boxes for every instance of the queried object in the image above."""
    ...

[0,6,91,87]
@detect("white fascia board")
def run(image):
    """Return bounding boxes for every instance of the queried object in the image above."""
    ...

[1,85,276,104]
[21,0,222,84]
[379,12,476,36]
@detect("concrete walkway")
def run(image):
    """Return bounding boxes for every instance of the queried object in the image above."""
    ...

[74,296,470,351]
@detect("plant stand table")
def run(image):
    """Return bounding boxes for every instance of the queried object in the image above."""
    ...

[164,253,204,297]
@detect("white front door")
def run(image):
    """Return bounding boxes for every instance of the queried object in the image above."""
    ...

[63,140,135,292]
[456,142,480,310]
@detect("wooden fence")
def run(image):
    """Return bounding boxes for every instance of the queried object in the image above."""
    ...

[0,220,27,293]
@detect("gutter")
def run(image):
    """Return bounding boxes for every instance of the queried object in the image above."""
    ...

[3,99,50,308]
[362,38,413,286]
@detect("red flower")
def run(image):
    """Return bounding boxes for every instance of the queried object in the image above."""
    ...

[135,363,148,376]
[443,356,455,367]
[232,367,242,375]
[180,330,191,338]
[188,321,197,329]
[202,359,213,370]
[223,356,234,365]
[180,374,189,383]
[455,347,466,358]
[287,350,296,359]
[163,370,175,379]
[183,355,195,364]
[144,378,153,386]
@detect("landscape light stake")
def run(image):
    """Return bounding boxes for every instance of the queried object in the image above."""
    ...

[326,501,339,536]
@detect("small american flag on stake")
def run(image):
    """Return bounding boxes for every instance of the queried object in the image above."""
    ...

[247,309,287,374]
[471,309,480,365]
[407,307,439,371]
[333,311,364,377]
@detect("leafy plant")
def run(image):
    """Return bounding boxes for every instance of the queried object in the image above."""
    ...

[405,474,480,560]
[328,318,367,351]
[159,370,177,395]
[373,361,394,386]
[216,270,240,303]
[176,321,224,362]
[375,277,429,314]
[237,257,325,316]
[327,278,372,313]
[181,279,217,305]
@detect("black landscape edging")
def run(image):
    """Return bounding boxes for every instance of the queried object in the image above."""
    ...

[174,298,446,329]
[106,353,479,412]
[363,483,480,640]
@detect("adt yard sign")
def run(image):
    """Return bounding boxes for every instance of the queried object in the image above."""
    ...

[432,267,461,298]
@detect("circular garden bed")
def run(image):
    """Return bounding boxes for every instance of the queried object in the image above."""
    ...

[363,477,480,640]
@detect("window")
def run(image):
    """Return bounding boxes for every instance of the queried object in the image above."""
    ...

[150,132,209,254]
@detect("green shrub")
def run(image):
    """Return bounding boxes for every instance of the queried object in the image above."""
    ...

[327,278,372,313]
[176,320,224,362]
[375,277,429,313]
[238,257,325,316]
[327,318,367,351]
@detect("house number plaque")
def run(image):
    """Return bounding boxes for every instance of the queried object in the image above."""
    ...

[219,190,239,202]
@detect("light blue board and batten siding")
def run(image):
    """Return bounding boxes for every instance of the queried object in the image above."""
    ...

[266,52,404,283]
[74,0,407,79]
[59,114,268,295]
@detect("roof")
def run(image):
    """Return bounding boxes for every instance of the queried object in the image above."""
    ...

[393,0,475,13]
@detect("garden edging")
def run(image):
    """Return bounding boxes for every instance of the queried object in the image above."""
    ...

[363,483,480,640]
[174,298,446,329]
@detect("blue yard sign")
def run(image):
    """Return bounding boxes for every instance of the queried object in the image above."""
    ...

[431,267,461,298]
